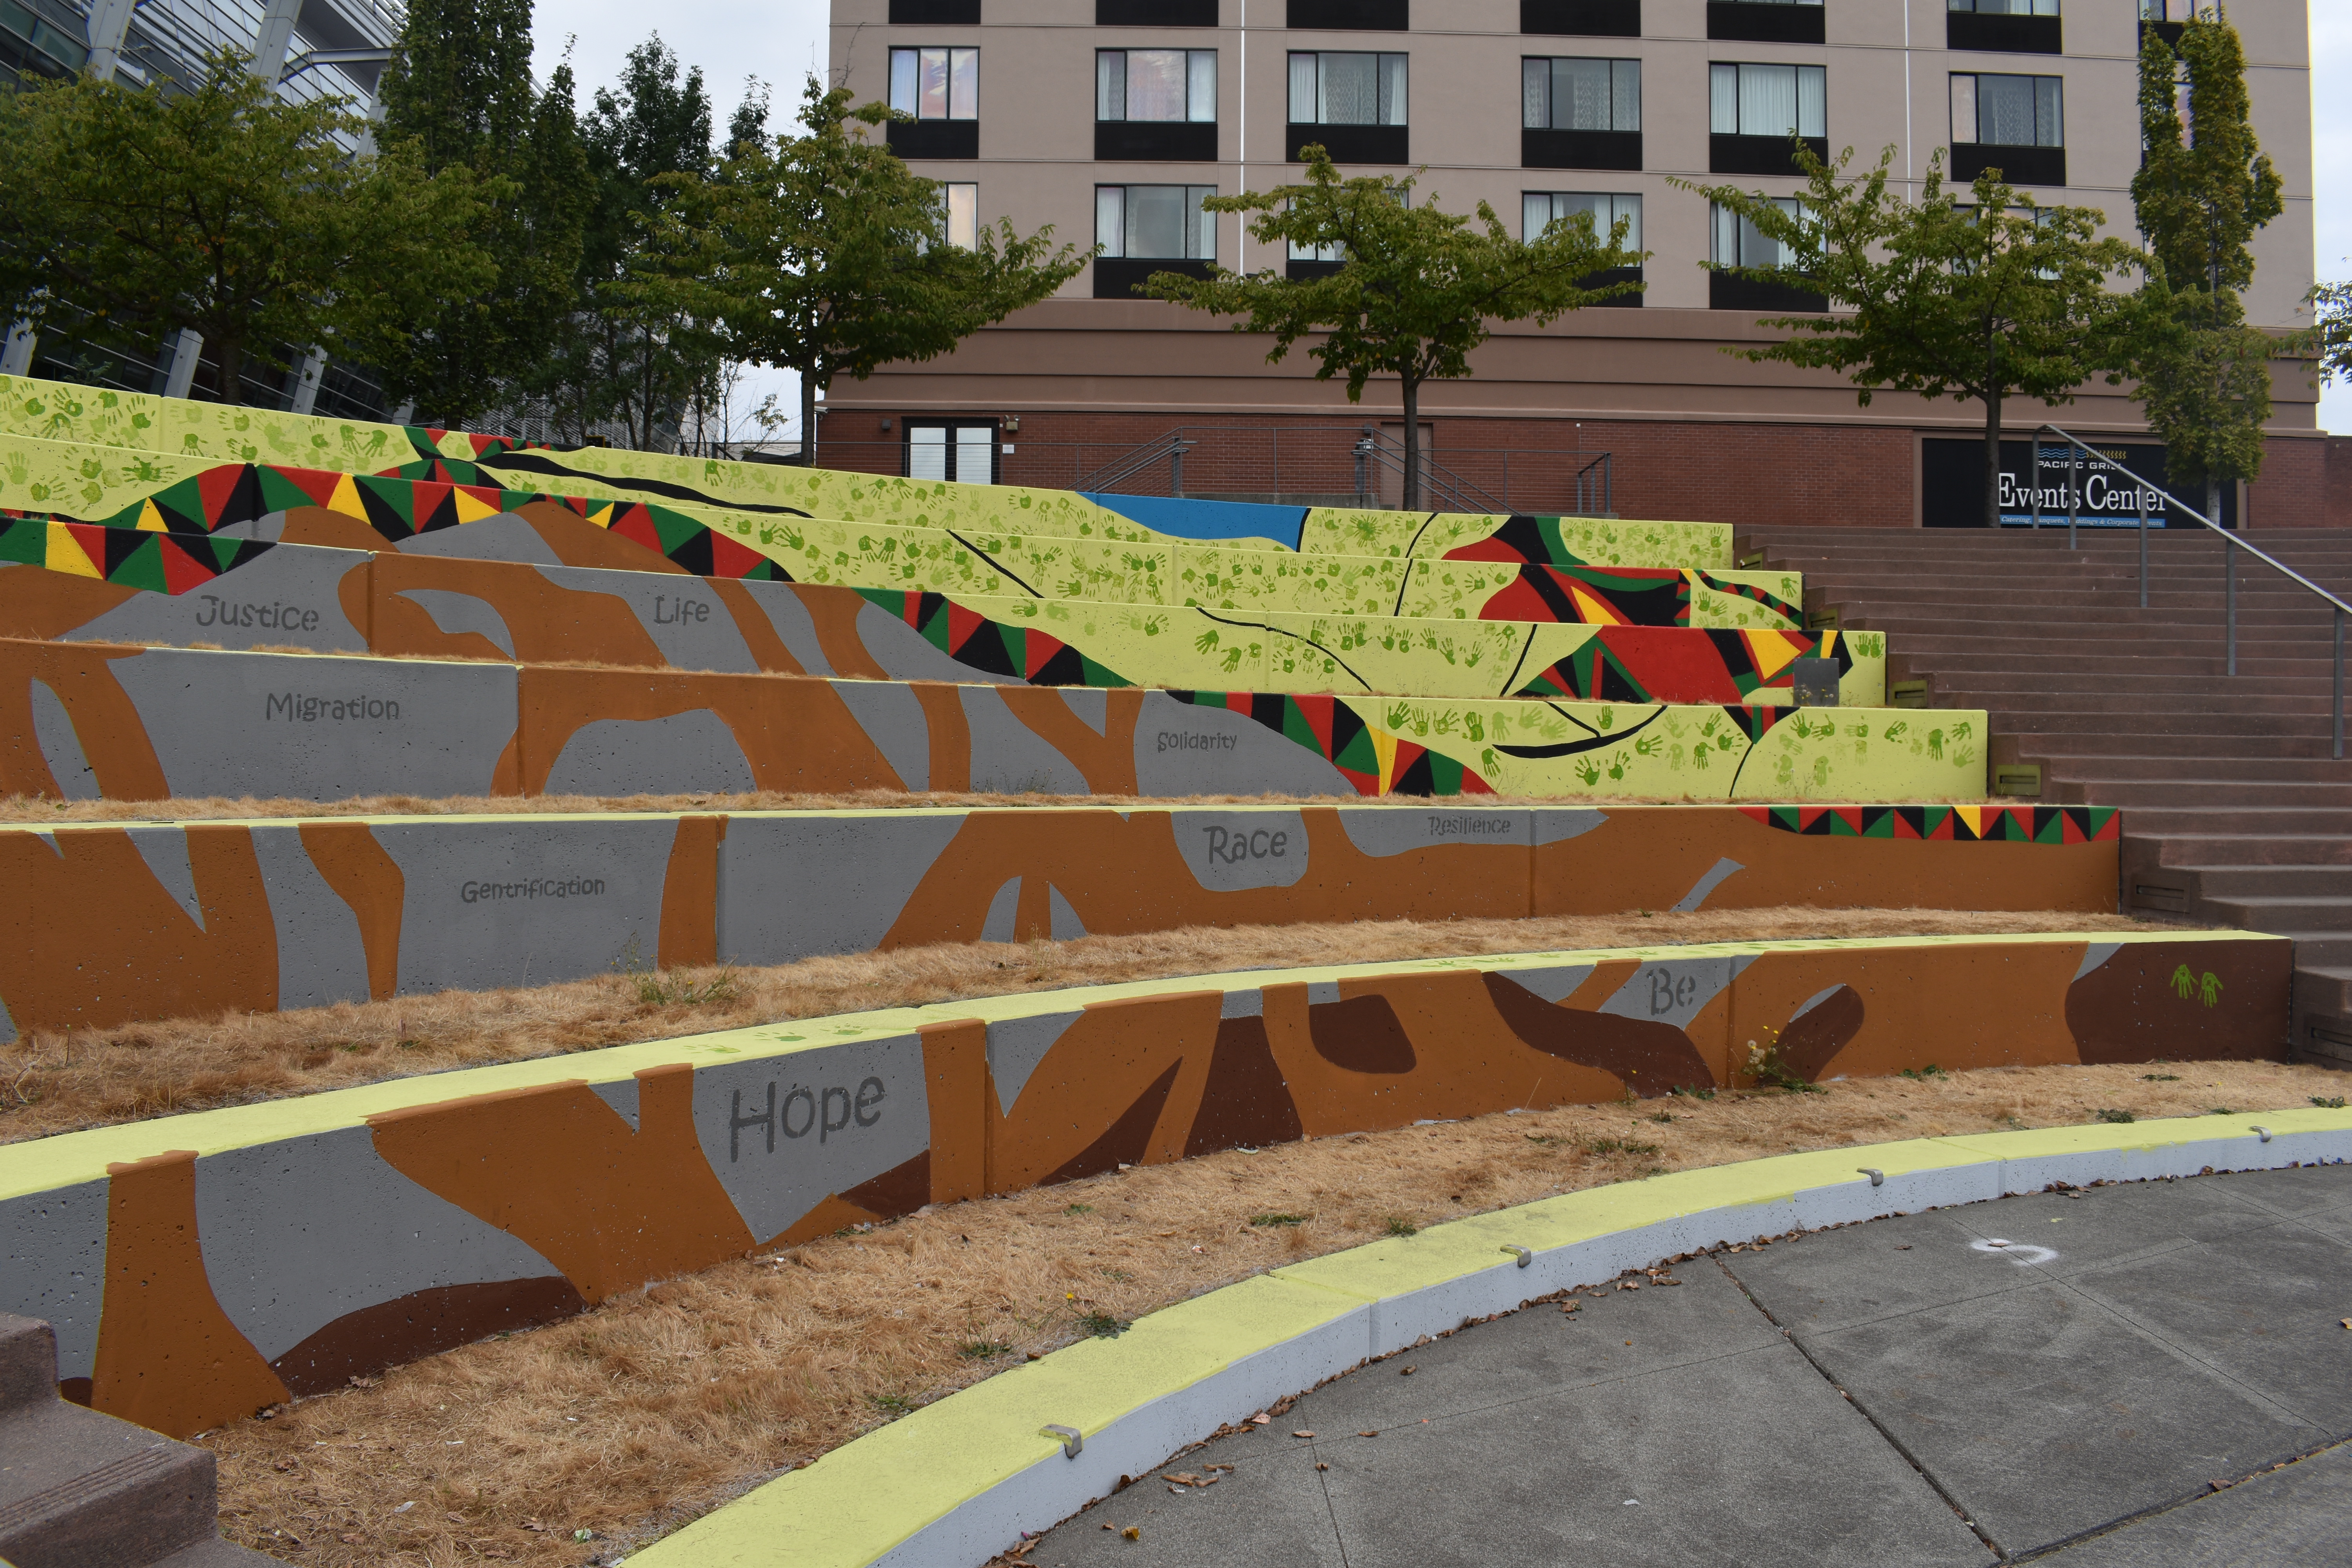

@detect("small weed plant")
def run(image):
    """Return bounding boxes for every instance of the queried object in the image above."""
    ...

[1250,1212,1307,1227]
[2093,1108,2136,1125]
[2313,1096,2347,1110]
[1077,1310,1129,1339]
[1384,1215,1419,1238]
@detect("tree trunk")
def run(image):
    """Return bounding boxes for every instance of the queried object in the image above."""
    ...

[215,338,242,408]
[2207,475,2224,531]
[1401,376,1421,512]
[800,370,819,468]
[1981,381,2004,532]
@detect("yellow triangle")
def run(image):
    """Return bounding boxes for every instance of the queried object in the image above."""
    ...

[327,472,367,518]
[1568,584,1625,626]
[1955,805,1984,837]
[1369,726,1399,794]
[452,487,500,523]
[47,523,100,578]
[587,502,616,530]
[135,498,167,533]
[1746,630,1804,681]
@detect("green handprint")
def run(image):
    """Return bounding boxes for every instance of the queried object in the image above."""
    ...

[2170,964,2196,999]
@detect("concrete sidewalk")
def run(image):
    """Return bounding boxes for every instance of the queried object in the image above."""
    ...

[1026,1165,2352,1568]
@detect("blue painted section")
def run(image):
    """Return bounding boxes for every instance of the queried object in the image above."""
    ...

[1079,492,1308,551]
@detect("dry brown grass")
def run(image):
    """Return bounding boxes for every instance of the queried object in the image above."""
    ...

[200,1056,2343,1567]
[0,907,2159,1145]
[0,787,2001,823]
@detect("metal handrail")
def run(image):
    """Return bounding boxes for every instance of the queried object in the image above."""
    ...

[1354,427,1510,515]
[2039,423,2351,758]
[1074,434,1196,494]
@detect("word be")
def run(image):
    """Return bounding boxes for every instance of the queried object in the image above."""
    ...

[1647,969,1703,1016]
[652,595,711,624]
[730,1077,887,1160]
[266,692,399,722]
[460,877,606,904]
[1157,731,1238,755]
[194,595,321,632]
[1199,824,1289,864]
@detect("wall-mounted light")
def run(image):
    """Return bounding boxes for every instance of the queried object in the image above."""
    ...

[1002,416,1021,434]
[880,417,894,432]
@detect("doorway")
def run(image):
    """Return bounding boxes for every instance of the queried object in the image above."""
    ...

[907,421,999,485]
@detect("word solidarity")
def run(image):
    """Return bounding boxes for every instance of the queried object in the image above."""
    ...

[192,595,322,631]
[729,1077,888,1160]
[650,594,712,624]
[1199,824,1291,864]
[264,691,400,722]
[1156,730,1239,755]
[1427,814,1515,837]
[457,877,607,904]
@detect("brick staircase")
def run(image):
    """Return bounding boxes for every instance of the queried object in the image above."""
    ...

[1738,524,2352,1069]
[0,1314,270,1568]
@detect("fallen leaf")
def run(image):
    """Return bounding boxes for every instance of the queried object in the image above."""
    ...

[1358,1430,1378,1438]
[1123,1526,1142,1541]
[1248,1413,1270,1425]
[1161,1473,1201,1486]
[1315,1462,1329,1471]
[1293,1430,1316,1438]
[1101,1523,1115,1531]
[1399,1365,1417,1376]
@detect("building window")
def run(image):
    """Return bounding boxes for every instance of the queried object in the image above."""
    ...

[1951,72,2065,184]
[887,47,980,158]
[890,0,980,22]
[907,423,998,485]
[1287,51,1409,163]
[1708,62,1827,175]
[890,47,978,120]
[1097,49,1218,159]
[941,183,978,250]
[1098,49,1216,121]
[1707,0,1823,45]
[1521,56,1642,171]
[1522,58,1638,132]
[1526,191,1641,249]
[1095,184,1217,298]
[1709,197,1824,311]
[1526,192,1642,307]
[1947,0,2061,53]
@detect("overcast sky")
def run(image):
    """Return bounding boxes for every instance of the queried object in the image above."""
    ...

[533,4,2352,440]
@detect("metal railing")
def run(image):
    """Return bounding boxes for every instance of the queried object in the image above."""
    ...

[2040,422,2352,758]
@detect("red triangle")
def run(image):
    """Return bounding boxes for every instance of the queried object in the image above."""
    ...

[195,464,251,524]
[156,539,216,595]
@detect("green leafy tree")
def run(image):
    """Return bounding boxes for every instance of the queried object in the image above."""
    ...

[375,0,589,425]
[642,78,1087,466]
[1682,147,2140,530]
[0,53,492,405]
[1144,150,1642,509]
[529,36,726,450]
[2128,15,2284,523]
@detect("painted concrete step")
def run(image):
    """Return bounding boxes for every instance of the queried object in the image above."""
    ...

[1949,691,2341,716]
[0,1314,273,1568]
[2123,834,2352,866]
[1892,652,2337,677]
[1916,672,2339,696]
[0,1403,218,1568]
[2156,864,2352,897]
[2119,806,2352,834]
[2048,758,2352,784]
[2058,780,2352,808]
[2196,896,2352,932]
[2000,733,2351,762]
[1982,711,2348,737]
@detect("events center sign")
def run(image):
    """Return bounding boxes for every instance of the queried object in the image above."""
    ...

[1922,437,2237,530]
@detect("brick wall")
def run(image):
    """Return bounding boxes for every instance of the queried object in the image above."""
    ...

[809,407,2327,532]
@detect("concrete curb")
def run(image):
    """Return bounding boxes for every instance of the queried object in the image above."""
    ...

[630,1109,2352,1568]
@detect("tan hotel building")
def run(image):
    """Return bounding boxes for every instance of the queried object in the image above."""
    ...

[822,0,2319,528]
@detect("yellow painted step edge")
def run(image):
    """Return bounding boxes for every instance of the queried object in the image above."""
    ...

[630,1107,2352,1568]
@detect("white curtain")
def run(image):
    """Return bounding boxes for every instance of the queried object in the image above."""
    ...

[1289,52,1317,123]
[1128,49,1186,121]
[1709,64,1737,134]
[1522,58,1548,130]
[1188,51,1216,122]
[1739,64,1797,137]
[1097,52,1125,120]
[1095,186,1125,256]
